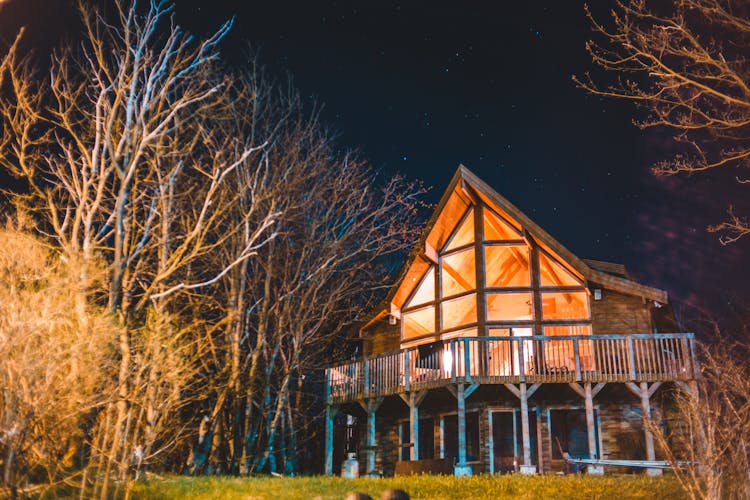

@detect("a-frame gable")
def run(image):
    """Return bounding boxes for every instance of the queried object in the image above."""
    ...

[361,165,667,337]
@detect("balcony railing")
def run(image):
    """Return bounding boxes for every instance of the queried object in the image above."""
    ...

[326,333,697,404]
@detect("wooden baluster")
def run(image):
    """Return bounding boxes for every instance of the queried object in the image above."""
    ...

[451,340,457,383]
[404,349,410,392]
[464,338,472,383]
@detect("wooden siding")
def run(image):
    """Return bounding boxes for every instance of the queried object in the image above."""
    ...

[363,315,400,357]
[591,289,652,334]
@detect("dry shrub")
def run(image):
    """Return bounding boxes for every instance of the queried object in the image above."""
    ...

[0,228,116,496]
[654,339,750,500]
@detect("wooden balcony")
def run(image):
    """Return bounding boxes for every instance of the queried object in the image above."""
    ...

[326,333,697,405]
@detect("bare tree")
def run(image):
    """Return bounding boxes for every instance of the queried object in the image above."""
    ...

[185,95,426,474]
[1,0,278,494]
[575,0,750,244]
[246,155,424,474]
[1,0,425,489]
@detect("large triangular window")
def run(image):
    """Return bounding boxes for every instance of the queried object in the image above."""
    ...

[441,248,476,297]
[444,209,474,252]
[406,267,435,308]
[539,252,582,287]
[483,208,520,241]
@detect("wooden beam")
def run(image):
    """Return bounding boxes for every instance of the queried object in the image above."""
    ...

[424,241,439,264]
[324,405,339,476]
[410,396,419,461]
[592,382,606,398]
[403,391,427,461]
[456,383,468,469]
[639,382,658,473]
[527,383,541,398]
[624,381,661,476]
[365,398,383,476]
[503,383,520,399]
[647,381,662,398]
[568,382,585,399]
[445,385,457,399]
[584,383,598,460]
[571,382,606,461]
[442,260,473,292]
[474,203,487,343]
[519,383,534,471]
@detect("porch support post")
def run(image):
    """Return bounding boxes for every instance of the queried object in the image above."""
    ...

[625,381,663,476]
[410,393,420,461]
[569,381,605,474]
[446,383,478,476]
[639,382,657,473]
[584,383,597,461]
[359,398,383,476]
[399,391,427,461]
[457,383,467,470]
[324,404,339,476]
[519,383,532,471]
[504,382,540,474]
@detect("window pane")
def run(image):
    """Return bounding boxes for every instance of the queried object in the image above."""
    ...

[542,292,590,320]
[444,209,474,252]
[419,418,434,459]
[488,328,510,337]
[483,208,520,240]
[485,245,530,287]
[539,252,581,287]
[544,325,594,371]
[550,409,595,459]
[441,328,478,378]
[441,327,478,340]
[544,325,592,336]
[492,411,516,471]
[403,306,435,339]
[443,413,480,463]
[487,293,533,321]
[399,422,410,461]
[441,248,476,297]
[406,268,435,308]
[441,293,477,330]
[487,317,534,378]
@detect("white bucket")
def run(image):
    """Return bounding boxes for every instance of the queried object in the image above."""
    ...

[341,452,359,478]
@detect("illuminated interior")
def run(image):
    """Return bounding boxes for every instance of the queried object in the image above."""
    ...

[397,185,592,372]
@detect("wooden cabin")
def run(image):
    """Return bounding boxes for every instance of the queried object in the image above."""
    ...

[324,166,696,477]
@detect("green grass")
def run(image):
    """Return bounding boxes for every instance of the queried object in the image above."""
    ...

[130,474,684,500]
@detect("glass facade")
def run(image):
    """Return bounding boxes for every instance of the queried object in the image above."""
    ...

[400,203,591,347]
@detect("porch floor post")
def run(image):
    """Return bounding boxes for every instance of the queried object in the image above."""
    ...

[325,405,337,476]
[584,382,597,460]
[519,382,533,472]
[456,383,468,473]
[366,398,383,476]
[639,381,661,476]
[368,409,376,474]
[410,393,420,460]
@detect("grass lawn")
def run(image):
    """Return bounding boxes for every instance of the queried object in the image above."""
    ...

[130,474,685,500]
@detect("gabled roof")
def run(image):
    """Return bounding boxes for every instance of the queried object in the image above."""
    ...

[361,165,667,333]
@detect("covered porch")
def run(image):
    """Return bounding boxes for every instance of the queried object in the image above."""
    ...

[324,333,697,476]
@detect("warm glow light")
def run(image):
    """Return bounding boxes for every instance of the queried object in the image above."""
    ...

[443,347,453,375]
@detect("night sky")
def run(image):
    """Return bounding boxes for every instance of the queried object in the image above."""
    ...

[1,0,747,312]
